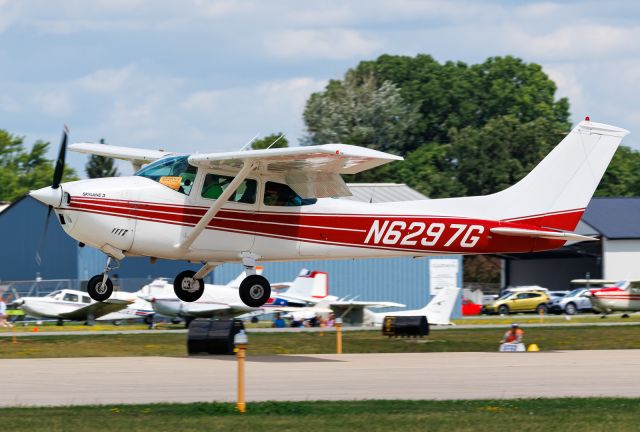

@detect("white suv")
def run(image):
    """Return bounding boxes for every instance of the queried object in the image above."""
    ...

[548,288,593,315]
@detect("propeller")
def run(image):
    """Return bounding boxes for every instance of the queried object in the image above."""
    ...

[35,126,69,265]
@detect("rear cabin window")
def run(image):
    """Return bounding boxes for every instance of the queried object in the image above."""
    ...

[82,296,92,304]
[263,181,317,207]
[135,155,197,195]
[201,174,257,204]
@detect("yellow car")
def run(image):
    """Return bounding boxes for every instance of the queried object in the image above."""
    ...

[483,290,550,315]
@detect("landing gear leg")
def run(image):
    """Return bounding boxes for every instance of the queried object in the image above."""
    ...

[173,262,218,302]
[87,256,118,302]
[238,254,271,307]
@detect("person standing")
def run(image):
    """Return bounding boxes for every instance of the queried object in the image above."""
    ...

[0,294,11,328]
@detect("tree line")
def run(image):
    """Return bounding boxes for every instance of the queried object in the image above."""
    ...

[2,54,638,204]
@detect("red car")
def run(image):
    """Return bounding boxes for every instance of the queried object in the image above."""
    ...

[462,298,482,316]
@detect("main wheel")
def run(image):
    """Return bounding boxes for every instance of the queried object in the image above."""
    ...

[174,270,204,302]
[87,275,113,302]
[564,302,577,315]
[239,274,271,307]
[536,304,548,314]
[498,305,509,315]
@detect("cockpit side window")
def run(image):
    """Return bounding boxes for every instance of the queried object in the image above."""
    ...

[201,174,257,204]
[135,156,198,195]
[263,181,317,207]
[63,293,79,302]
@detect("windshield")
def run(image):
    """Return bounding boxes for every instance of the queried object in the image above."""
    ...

[46,290,61,298]
[135,155,197,195]
[566,289,584,297]
[497,292,513,300]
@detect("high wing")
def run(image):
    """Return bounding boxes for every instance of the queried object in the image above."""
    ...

[59,299,132,321]
[69,143,172,171]
[188,144,403,198]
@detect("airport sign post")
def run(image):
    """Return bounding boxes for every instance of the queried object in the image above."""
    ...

[234,330,248,413]
[336,318,343,354]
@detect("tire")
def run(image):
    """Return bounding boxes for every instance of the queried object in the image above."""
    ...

[144,315,155,325]
[564,302,577,315]
[87,275,113,302]
[112,320,122,326]
[536,304,548,314]
[173,270,204,302]
[498,305,509,315]
[239,275,271,307]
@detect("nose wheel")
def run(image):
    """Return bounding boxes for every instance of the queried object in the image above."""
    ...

[239,274,271,307]
[87,275,114,302]
[174,270,205,302]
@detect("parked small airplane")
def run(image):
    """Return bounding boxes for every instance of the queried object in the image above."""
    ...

[364,287,461,327]
[14,281,169,325]
[29,119,628,307]
[148,269,327,322]
[15,289,135,325]
[578,280,640,316]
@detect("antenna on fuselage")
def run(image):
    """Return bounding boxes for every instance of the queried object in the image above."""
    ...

[265,133,286,150]
[239,134,260,152]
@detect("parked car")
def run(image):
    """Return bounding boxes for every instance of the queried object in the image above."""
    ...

[462,298,482,316]
[483,290,550,315]
[548,288,593,315]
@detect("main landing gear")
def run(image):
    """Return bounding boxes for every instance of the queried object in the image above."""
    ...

[87,256,118,302]
[173,255,271,307]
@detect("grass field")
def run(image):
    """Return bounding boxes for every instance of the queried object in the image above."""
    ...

[2,325,640,358]
[1,399,639,432]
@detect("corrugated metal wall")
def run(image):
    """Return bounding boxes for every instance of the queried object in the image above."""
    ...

[0,197,77,280]
[212,256,462,316]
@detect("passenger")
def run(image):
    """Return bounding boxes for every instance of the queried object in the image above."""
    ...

[264,183,286,206]
[272,313,286,328]
[500,323,524,344]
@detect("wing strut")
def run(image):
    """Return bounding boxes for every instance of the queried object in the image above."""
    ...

[176,161,256,250]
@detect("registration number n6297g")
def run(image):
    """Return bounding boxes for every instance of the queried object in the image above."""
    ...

[363,220,484,248]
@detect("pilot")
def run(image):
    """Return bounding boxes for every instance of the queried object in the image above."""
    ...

[500,323,524,344]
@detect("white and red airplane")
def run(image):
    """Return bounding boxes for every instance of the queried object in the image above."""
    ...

[29,119,628,308]
[578,280,640,316]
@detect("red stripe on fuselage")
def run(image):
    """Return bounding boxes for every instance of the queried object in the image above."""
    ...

[67,197,566,254]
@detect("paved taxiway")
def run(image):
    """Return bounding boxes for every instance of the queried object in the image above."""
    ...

[2,350,640,406]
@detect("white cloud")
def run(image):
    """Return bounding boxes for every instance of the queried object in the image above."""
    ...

[508,25,640,61]
[76,66,136,93]
[31,89,73,117]
[265,29,380,60]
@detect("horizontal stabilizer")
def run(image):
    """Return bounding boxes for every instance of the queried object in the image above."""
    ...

[490,227,598,242]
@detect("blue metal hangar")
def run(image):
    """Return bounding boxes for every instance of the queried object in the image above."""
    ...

[0,184,462,312]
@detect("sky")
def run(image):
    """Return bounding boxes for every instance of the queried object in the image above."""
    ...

[1,0,639,177]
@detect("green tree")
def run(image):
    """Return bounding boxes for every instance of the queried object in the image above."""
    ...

[303,72,419,153]
[85,139,119,178]
[448,116,568,196]
[595,146,640,196]
[0,129,78,202]
[251,133,289,150]
[348,54,570,151]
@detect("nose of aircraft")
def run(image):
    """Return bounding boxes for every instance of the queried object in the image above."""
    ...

[30,186,63,208]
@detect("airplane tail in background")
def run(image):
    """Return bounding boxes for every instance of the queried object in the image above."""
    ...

[421,120,629,232]
[423,287,460,326]
[284,270,329,300]
[226,266,264,288]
